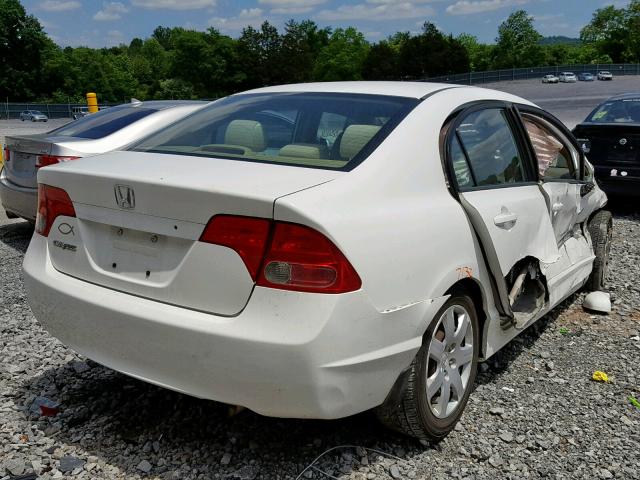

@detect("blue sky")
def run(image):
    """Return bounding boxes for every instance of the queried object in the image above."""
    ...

[23,0,629,48]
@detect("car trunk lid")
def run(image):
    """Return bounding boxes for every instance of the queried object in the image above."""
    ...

[4,135,54,188]
[38,151,340,315]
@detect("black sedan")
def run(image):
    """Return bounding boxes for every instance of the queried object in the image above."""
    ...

[572,93,640,197]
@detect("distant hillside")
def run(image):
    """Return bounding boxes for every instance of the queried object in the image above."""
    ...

[539,36,582,46]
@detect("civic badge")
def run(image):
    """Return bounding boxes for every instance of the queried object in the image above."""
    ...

[114,184,135,209]
[619,138,627,145]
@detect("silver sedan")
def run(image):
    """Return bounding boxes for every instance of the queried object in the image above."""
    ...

[1,100,207,221]
[20,110,48,122]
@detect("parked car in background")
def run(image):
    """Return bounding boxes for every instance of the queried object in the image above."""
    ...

[578,72,595,81]
[23,82,610,441]
[20,110,48,122]
[542,74,559,84]
[573,93,640,197]
[598,71,614,80]
[1,100,206,221]
[558,72,577,83]
[72,106,90,120]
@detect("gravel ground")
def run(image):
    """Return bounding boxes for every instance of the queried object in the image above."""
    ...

[1,89,640,479]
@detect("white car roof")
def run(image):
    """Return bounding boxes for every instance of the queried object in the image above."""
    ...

[239,81,536,108]
[241,81,462,99]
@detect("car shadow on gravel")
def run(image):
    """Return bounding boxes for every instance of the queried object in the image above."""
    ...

[0,219,33,253]
[15,295,583,479]
[474,294,577,385]
[18,360,422,479]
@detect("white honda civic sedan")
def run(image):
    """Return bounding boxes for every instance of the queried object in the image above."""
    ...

[24,82,611,441]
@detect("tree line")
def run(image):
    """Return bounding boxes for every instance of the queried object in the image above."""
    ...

[2,0,640,103]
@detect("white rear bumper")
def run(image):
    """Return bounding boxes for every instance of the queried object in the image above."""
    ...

[24,233,447,419]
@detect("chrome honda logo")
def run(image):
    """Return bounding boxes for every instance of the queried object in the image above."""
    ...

[114,185,135,209]
[619,138,627,145]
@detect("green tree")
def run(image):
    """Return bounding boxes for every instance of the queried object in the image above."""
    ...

[277,20,330,84]
[313,27,370,81]
[493,10,545,68]
[362,42,399,80]
[457,34,493,71]
[0,0,48,100]
[398,22,469,79]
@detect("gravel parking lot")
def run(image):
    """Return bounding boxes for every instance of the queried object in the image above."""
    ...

[1,82,639,480]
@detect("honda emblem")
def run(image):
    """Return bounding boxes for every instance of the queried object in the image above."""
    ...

[114,185,135,209]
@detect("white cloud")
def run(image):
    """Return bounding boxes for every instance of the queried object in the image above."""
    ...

[38,1,81,11]
[258,0,326,14]
[93,2,129,21]
[132,0,216,10]
[209,8,265,33]
[446,0,528,15]
[316,2,436,21]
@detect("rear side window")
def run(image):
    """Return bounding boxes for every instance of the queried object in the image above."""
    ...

[131,93,418,170]
[455,109,527,187]
[50,106,157,139]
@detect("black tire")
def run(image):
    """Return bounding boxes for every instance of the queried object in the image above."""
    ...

[375,294,479,441]
[586,210,613,291]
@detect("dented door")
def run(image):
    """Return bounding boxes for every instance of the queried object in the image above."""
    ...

[446,105,559,315]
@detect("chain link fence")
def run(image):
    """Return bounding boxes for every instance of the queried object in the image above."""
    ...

[1,102,119,120]
[428,63,640,85]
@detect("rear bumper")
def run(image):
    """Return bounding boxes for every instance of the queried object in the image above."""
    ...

[24,234,447,419]
[595,169,640,197]
[0,169,37,220]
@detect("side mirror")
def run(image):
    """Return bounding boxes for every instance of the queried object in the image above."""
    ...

[580,182,595,197]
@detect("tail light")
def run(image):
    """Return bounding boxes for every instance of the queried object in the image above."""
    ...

[3,147,9,162]
[35,184,76,237]
[200,215,361,294]
[36,155,79,168]
[199,215,271,281]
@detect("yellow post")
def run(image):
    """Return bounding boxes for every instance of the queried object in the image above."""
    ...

[86,92,98,113]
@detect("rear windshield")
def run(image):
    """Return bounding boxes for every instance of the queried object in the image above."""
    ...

[587,98,640,124]
[131,92,418,170]
[50,105,158,139]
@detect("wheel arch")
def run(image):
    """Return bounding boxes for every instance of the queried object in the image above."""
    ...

[444,277,489,359]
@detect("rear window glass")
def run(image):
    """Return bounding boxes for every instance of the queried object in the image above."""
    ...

[131,93,418,170]
[50,105,158,139]
[587,99,640,124]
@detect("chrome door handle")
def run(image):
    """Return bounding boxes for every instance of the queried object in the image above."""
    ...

[494,212,517,227]
[552,202,564,212]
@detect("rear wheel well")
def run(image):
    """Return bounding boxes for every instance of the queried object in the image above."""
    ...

[445,278,487,358]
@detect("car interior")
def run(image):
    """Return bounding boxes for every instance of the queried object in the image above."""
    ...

[135,94,411,169]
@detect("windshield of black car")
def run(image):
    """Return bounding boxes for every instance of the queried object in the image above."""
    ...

[587,99,640,123]
[131,92,418,170]
[49,105,158,139]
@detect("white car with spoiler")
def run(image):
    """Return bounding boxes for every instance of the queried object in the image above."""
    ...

[24,82,610,441]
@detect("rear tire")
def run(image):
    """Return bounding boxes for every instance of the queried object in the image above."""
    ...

[376,294,479,441]
[586,210,613,291]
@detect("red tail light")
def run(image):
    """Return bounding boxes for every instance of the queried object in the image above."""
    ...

[36,155,79,168]
[3,147,9,162]
[258,222,361,293]
[200,215,361,293]
[35,184,76,237]
[199,215,271,281]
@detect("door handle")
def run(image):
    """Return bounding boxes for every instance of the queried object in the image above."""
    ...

[494,211,518,227]
[552,202,564,213]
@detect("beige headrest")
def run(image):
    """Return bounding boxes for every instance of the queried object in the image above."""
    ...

[339,125,381,160]
[225,120,266,152]
[279,143,329,159]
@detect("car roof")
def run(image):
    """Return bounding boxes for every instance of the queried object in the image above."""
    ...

[116,100,207,110]
[607,92,640,101]
[240,81,464,99]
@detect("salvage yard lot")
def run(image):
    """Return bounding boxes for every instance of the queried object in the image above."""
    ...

[1,80,640,480]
